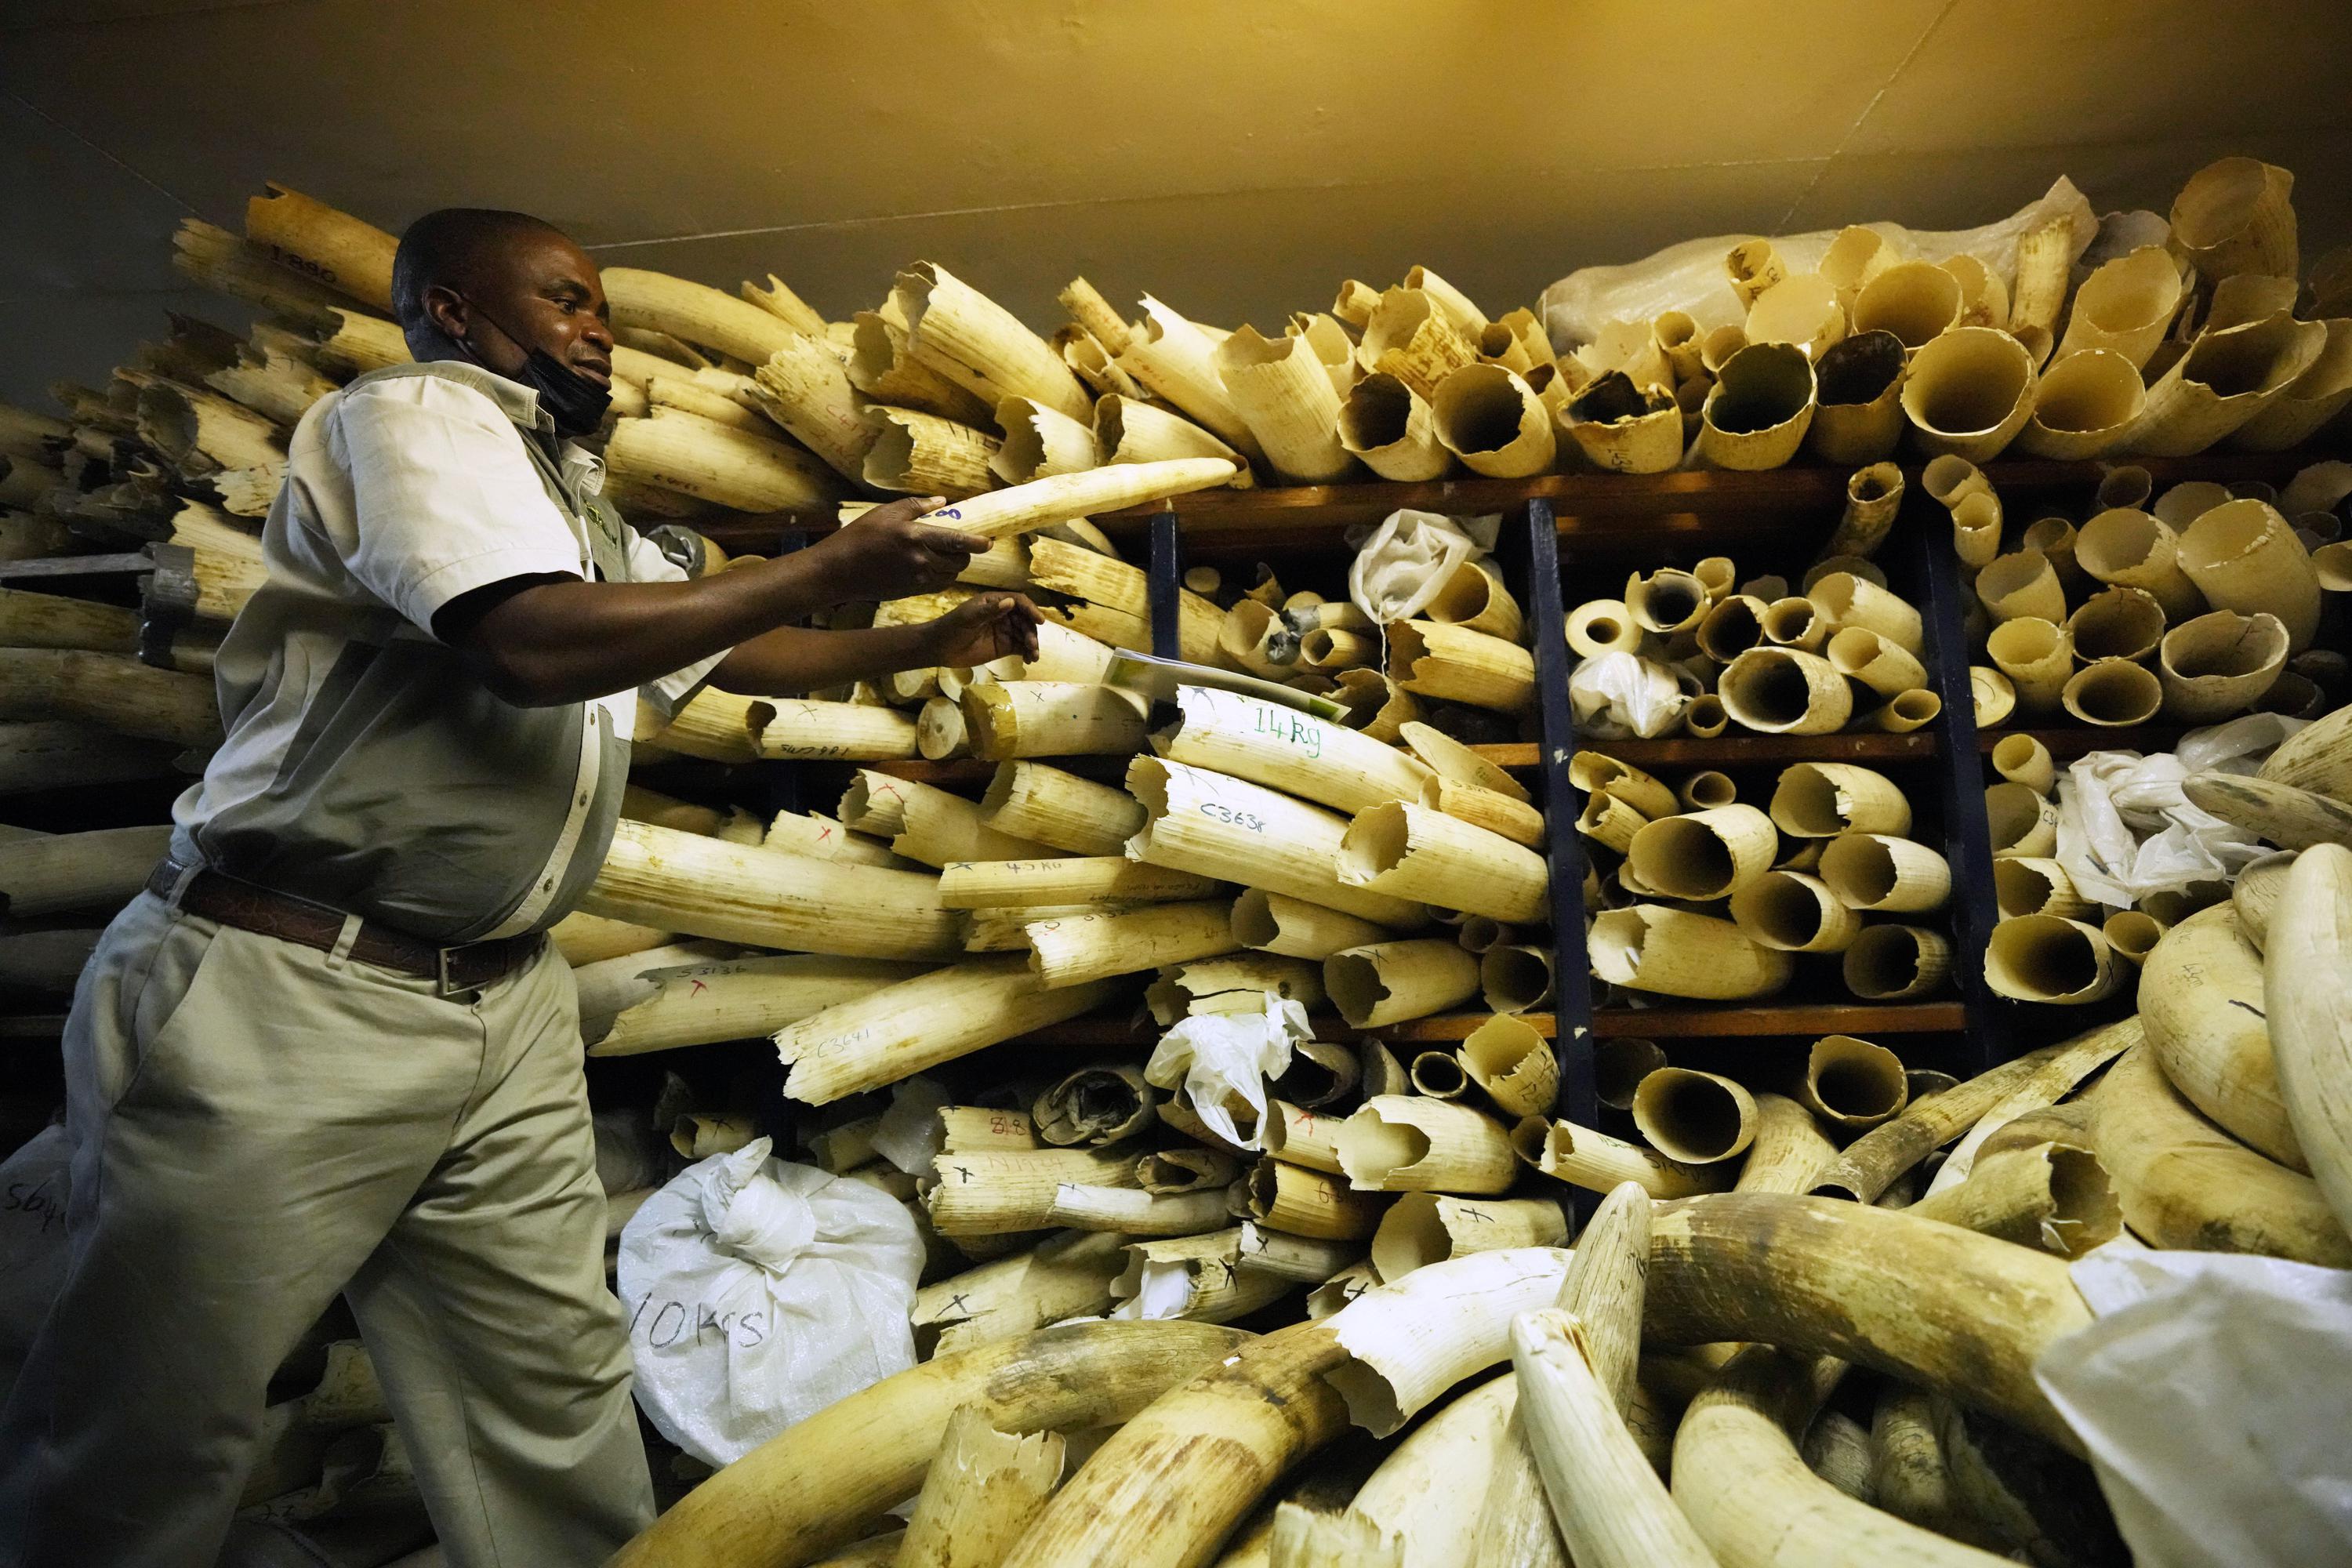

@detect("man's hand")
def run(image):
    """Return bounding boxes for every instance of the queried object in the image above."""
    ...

[437,499,1014,708]
[811,496,987,600]
[924,592,1044,668]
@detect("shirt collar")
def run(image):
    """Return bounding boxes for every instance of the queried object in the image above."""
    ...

[431,361,603,493]
[374,356,603,497]
[412,358,554,434]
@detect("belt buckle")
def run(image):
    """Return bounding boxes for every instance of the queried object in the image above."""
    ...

[436,946,468,999]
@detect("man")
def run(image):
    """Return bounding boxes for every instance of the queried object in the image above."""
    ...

[0,208,1039,1567]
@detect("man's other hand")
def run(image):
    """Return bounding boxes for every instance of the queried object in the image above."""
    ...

[924,592,1044,667]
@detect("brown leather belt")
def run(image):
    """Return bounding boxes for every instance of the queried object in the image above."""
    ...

[147,858,543,996]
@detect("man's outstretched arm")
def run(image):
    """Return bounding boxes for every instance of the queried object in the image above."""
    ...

[434,497,1030,706]
[704,593,1040,695]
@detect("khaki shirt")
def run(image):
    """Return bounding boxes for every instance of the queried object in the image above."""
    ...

[172,360,724,943]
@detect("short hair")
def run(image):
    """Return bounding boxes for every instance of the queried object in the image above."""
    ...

[390,208,571,332]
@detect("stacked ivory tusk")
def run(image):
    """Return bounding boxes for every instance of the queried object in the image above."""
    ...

[0,177,1545,1540]
[12,165,2352,1568]
[0,571,245,1053]
[1980,736,2134,1006]
[1961,478,2352,1009]
[551,482,1566,1555]
[1565,555,1940,742]
[545,456,1584,1555]
[1573,752,1955,1007]
[11,162,2351,696]
[604,1000,2352,1568]
[1937,459,2338,735]
[25,158,2329,670]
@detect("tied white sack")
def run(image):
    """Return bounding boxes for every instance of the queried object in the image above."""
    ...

[617,1135,924,1465]
[2036,1247,2352,1568]
[1569,651,1689,739]
[1143,993,1312,1149]
[1537,175,2097,350]
[1348,509,1503,626]
[2054,714,2306,908]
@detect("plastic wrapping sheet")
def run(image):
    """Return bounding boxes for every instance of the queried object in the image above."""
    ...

[1537,176,2096,355]
[870,1073,952,1175]
[1109,1256,1200,1321]
[1347,509,1501,626]
[1568,651,1689,739]
[2053,714,2306,908]
[2038,1247,2352,1568]
[1143,993,1310,1149]
[2078,209,2173,269]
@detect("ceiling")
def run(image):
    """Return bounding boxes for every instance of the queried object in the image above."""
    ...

[5,0,2350,405]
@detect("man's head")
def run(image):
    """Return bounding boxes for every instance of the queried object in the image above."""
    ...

[390,209,613,392]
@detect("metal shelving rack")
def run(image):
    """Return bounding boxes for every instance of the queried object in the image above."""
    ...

[699,447,2334,1134]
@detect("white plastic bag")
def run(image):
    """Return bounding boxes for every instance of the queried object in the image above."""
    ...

[1538,176,2096,351]
[617,1136,923,1465]
[1144,995,1311,1149]
[870,1074,952,1175]
[1347,509,1502,626]
[2172,713,2306,775]
[1113,1259,1197,1320]
[1568,652,1688,739]
[2037,1247,2352,1568]
[2053,716,2304,907]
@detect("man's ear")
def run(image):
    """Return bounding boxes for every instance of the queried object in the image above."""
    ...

[422,283,471,347]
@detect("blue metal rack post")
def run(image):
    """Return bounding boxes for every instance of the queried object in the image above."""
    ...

[1910,510,2005,1076]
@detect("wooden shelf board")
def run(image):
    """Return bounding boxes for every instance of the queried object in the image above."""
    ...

[1576,731,1939,766]
[1592,1001,1965,1038]
[1364,1012,1552,1043]
[863,757,993,786]
[692,450,2338,556]
[1018,1016,1157,1047]
[861,736,1941,785]
[1457,742,1538,771]
[1978,725,2188,762]
[870,742,1535,786]
[1020,1011,1537,1047]
[1025,1002,1964,1046]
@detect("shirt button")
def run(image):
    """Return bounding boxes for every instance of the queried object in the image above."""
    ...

[578,792,590,807]
[542,878,555,892]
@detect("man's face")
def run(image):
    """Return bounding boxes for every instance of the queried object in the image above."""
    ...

[428,230,614,388]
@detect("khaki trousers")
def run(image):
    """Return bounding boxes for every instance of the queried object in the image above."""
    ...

[0,891,654,1568]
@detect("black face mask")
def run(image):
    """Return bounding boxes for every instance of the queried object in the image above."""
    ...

[456,304,612,439]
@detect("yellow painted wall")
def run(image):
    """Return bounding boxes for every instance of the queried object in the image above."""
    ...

[4,0,2347,401]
